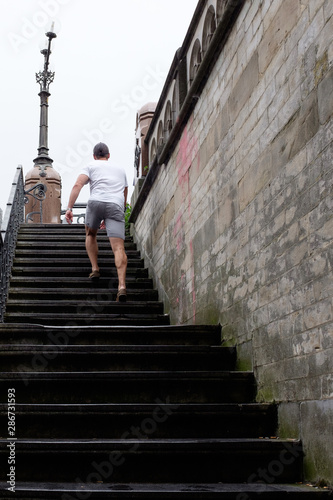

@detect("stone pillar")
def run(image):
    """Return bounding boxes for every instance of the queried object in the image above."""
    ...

[132,103,156,208]
[135,102,157,179]
[24,166,61,224]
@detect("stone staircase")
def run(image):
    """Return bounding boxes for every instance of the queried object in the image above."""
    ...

[0,224,330,498]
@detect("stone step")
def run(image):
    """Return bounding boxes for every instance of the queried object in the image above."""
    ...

[0,438,303,483]
[0,402,277,439]
[14,248,141,257]
[16,230,133,239]
[10,266,149,278]
[0,324,223,346]
[0,371,256,404]
[4,300,166,326]
[8,276,154,289]
[18,224,106,233]
[15,238,138,252]
[12,257,145,268]
[7,287,158,302]
[0,481,329,499]
[5,300,164,315]
[16,234,136,247]
[3,312,170,326]
[0,344,235,372]
[17,227,131,232]
[17,226,133,235]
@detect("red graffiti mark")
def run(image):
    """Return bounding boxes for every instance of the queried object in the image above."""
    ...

[173,212,183,236]
[176,117,199,203]
[174,118,199,324]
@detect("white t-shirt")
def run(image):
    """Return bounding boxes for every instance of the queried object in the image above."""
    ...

[81,160,128,208]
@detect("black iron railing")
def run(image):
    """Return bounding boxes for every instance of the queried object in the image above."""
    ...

[0,166,25,322]
[61,203,87,224]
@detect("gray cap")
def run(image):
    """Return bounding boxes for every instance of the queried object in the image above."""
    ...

[93,142,109,158]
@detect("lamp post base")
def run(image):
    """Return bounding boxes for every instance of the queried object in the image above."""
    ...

[25,165,61,223]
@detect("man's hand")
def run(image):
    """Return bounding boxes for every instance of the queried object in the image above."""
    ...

[65,209,73,224]
[100,220,106,230]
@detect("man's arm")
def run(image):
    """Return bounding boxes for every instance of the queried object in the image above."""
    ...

[65,174,89,224]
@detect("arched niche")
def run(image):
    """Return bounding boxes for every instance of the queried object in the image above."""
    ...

[189,38,202,85]
[202,5,216,55]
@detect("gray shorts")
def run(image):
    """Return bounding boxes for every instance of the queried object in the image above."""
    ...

[85,200,125,239]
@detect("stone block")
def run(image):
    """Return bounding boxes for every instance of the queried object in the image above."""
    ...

[228,52,259,122]
[301,399,333,485]
[277,88,302,131]
[236,339,253,371]
[258,0,300,74]
[310,217,333,252]
[318,66,333,124]
[285,240,308,270]
[299,5,325,55]
[259,281,279,308]
[238,148,272,213]
[303,299,332,330]
[278,402,301,438]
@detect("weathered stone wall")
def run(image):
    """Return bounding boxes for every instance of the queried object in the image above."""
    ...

[132,0,333,485]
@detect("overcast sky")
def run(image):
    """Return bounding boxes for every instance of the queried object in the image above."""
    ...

[0,0,198,217]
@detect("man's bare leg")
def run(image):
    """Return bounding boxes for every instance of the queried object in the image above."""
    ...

[85,226,99,273]
[109,237,127,291]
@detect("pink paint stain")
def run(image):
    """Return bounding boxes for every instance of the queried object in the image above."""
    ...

[173,118,199,324]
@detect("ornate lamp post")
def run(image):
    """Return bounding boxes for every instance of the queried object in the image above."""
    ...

[24,27,62,224]
[33,30,57,177]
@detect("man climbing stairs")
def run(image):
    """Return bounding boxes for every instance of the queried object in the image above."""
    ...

[0,224,330,498]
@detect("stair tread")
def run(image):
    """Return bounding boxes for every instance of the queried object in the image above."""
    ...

[0,330,221,346]
[0,323,221,344]
[0,345,228,353]
[11,268,143,273]
[15,248,140,253]
[7,290,158,300]
[6,300,163,305]
[13,258,144,264]
[8,277,154,288]
[8,288,156,293]
[0,481,327,494]
[0,323,220,330]
[0,323,221,334]
[11,266,146,271]
[0,370,253,379]
[16,235,127,240]
[0,402,273,412]
[4,314,167,321]
[0,437,300,449]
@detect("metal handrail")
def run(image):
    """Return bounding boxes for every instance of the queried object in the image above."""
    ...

[0,166,25,322]
[61,203,87,224]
